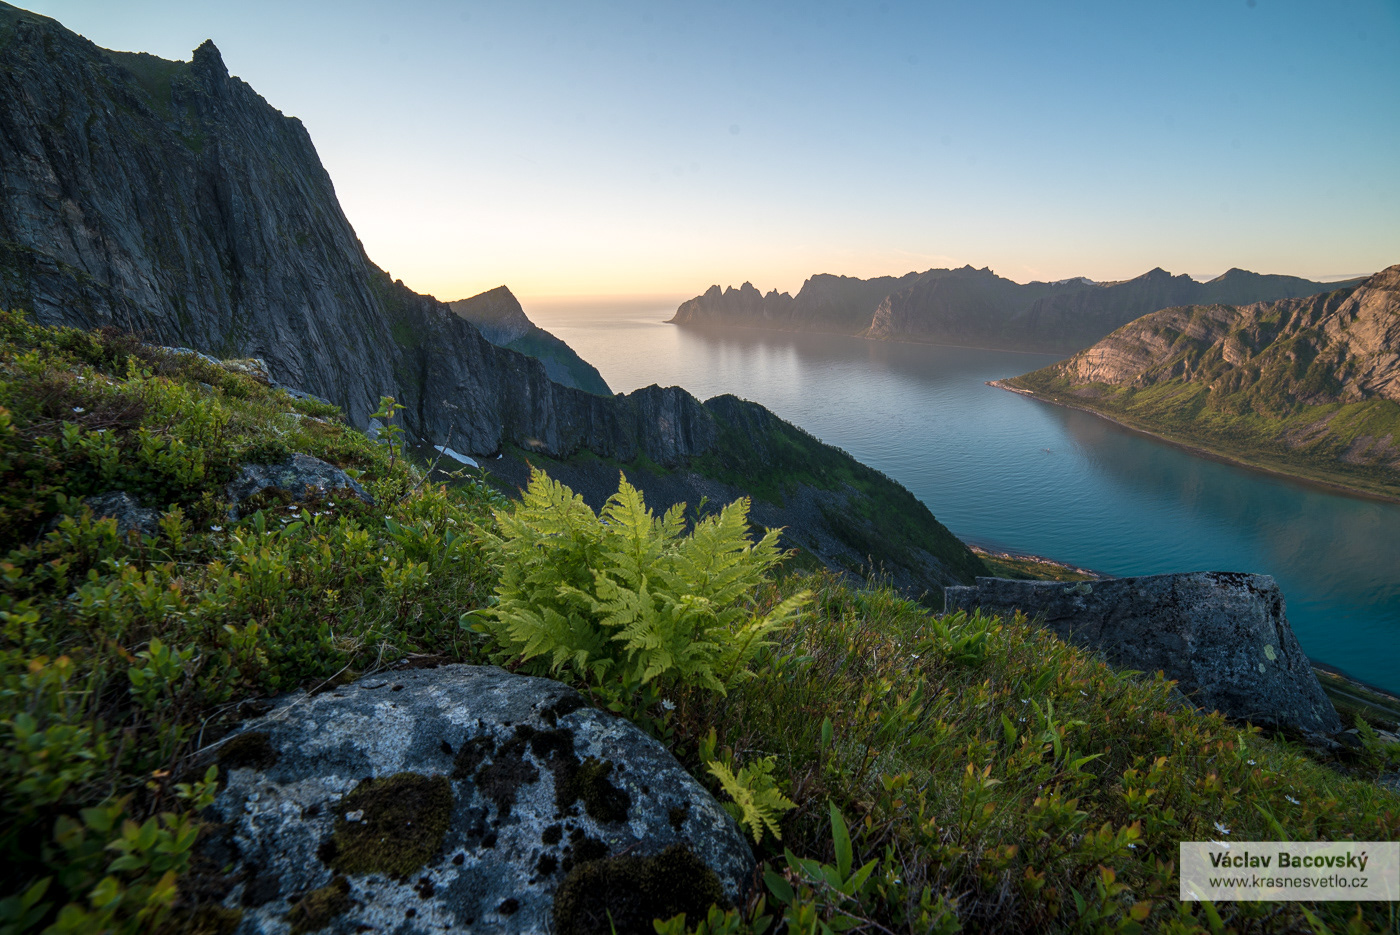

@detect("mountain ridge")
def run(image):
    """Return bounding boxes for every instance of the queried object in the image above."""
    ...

[1003,266,1400,500]
[0,2,984,590]
[671,264,1363,354]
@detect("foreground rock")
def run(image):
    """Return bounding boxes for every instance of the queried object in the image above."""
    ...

[206,665,753,934]
[82,490,160,538]
[225,453,374,517]
[945,572,1342,735]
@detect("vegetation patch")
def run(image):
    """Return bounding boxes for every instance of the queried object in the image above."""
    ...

[552,843,728,935]
[284,875,350,934]
[324,772,453,879]
[215,730,277,770]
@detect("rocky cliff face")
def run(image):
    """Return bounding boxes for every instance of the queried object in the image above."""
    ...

[0,3,984,590]
[0,4,709,457]
[449,286,535,345]
[1006,266,1400,495]
[671,263,1357,355]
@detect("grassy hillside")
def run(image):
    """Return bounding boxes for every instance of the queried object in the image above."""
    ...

[1008,370,1400,500]
[1,312,1396,934]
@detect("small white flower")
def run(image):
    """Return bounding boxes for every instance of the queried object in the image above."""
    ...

[1214,840,1231,850]
[288,505,298,511]
[1285,795,1300,805]
[1127,843,1137,849]
[382,556,390,562]
[910,653,920,660]
[210,525,223,532]
[1079,690,1088,697]
[660,699,676,711]
[1247,759,1257,766]
[72,406,85,413]
[1214,822,1231,835]
[1021,699,1029,704]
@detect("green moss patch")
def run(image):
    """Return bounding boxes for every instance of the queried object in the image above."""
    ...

[324,773,452,879]
[216,731,277,770]
[552,844,729,935]
[285,875,350,934]
[562,756,630,824]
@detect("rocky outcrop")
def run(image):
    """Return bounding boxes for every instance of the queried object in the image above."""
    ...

[205,665,753,934]
[449,286,535,346]
[944,573,1342,735]
[82,490,159,538]
[671,264,1357,355]
[226,453,374,517]
[449,286,612,396]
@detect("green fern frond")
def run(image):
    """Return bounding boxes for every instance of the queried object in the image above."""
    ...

[707,756,797,843]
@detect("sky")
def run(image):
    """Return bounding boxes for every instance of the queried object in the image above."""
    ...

[20,0,1400,300]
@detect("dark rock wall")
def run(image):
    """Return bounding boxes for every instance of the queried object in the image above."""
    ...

[945,572,1342,735]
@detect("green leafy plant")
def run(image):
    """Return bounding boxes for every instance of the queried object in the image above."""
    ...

[368,395,406,467]
[473,468,809,704]
[699,727,797,843]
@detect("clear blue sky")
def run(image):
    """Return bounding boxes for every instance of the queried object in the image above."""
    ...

[22,0,1400,299]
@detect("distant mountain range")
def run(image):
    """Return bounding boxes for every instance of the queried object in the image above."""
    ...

[671,266,1363,355]
[1003,266,1400,499]
[448,287,611,396]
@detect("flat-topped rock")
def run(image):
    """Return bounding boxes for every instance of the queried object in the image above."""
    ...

[206,665,753,934]
[945,572,1341,735]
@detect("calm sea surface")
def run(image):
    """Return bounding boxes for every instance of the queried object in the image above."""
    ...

[527,297,1400,694]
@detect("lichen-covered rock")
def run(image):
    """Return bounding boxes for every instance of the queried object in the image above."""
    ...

[225,453,373,517]
[206,665,754,934]
[944,572,1342,735]
[83,490,160,538]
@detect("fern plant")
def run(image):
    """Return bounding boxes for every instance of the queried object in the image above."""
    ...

[473,469,808,702]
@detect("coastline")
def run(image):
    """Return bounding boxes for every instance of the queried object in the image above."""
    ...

[667,318,1068,357]
[988,380,1400,507]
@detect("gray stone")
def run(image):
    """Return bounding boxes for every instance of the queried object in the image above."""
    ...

[945,572,1342,735]
[83,490,159,538]
[226,453,373,518]
[206,665,753,935]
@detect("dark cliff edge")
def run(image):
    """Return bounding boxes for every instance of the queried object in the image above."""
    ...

[671,265,1362,355]
[1002,267,1400,501]
[0,3,983,591]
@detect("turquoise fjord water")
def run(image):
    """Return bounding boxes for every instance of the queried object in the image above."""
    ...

[526,298,1400,695]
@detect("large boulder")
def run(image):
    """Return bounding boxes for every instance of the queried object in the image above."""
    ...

[944,572,1342,735]
[205,665,753,934]
[226,453,374,518]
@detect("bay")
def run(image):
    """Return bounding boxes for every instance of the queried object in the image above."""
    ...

[526,297,1400,694]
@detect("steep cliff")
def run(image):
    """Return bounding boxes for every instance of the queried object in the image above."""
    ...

[448,286,611,396]
[672,263,1358,355]
[1004,266,1400,499]
[0,3,983,590]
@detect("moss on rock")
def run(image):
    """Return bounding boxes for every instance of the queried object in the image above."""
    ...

[285,875,350,934]
[216,731,277,770]
[324,772,452,879]
[552,843,729,935]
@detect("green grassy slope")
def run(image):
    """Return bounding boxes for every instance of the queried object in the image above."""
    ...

[2,312,1395,934]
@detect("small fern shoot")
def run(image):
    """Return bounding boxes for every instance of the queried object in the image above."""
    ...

[706,756,797,843]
